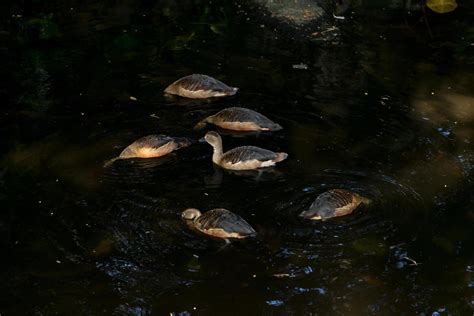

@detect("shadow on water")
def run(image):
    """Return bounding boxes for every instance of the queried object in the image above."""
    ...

[1,0,474,314]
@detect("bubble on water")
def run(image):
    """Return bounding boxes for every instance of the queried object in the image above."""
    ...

[303,266,313,274]
[266,300,284,306]
[302,186,315,192]
[437,127,451,138]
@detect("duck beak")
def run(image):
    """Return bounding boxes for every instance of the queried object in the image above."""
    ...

[198,137,206,143]
[299,210,323,221]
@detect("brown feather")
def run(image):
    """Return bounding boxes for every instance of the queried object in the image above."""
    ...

[193,208,256,239]
[301,189,368,220]
[104,135,190,167]
[164,74,238,99]
[204,107,282,131]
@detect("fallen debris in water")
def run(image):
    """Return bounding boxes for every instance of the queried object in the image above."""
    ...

[292,63,308,70]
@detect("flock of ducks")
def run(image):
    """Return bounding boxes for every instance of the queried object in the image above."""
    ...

[105,74,370,244]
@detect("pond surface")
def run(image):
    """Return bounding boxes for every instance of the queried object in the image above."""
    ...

[1,0,474,314]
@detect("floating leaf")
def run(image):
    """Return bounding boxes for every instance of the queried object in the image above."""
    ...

[426,0,457,14]
[210,23,225,34]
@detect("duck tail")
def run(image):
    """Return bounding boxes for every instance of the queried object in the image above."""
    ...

[227,87,239,96]
[274,152,288,163]
[194,118,209,130]
[175,137,192,149]
[103,157,119,168]
[271,123,283,131]
[361,196,372,205]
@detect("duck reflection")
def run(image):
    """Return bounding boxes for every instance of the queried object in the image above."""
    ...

[204,164,284,187]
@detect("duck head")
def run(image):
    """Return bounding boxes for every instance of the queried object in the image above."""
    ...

[181,208,202,221]
[204,131,222,147]
[298,206,334,221]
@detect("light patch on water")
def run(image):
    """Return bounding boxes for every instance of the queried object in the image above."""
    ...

[293,287,326,295]
[257,0,325,25]
[266,299,284,306]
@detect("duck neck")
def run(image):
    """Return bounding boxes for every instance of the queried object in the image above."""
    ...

[211,140,223,164]
[185,219,196,229]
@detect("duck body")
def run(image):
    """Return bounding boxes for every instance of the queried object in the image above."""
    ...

[182,208,256,240]
[203,131,288,170]
[195,107,282,131]
[218,146,287,170]
[164,74,238,99]
[299,189,370,220]
[105,135,191,166]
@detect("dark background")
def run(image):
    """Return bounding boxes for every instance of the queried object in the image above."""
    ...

[1,0,473,314]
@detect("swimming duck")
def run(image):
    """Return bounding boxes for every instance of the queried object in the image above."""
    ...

[182,208,256,242]
[164,74,238,99]
[104,134,191,167]
[203,131,288,170]
[299,189,370,220]
[194,107,282,131]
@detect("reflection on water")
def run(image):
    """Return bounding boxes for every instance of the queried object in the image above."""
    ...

[1,0,474,314]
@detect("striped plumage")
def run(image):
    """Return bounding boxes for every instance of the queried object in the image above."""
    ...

[195,107,282,131]
[164,74,238,99]
[223,146,281,164]
[203,131,288,170]
[299,189,370,220]
[182,208,256,240]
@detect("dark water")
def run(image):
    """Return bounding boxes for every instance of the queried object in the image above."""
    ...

[1,0,474,314]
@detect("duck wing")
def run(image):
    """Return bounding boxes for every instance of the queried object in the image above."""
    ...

[214,107,265,123]
[130,135,173,148]
[310,189,354,210]
[175,74,233,93]
[195,209,256,236]
[222,146,278,164]
[119,135,174,158]
[212,107,282,130]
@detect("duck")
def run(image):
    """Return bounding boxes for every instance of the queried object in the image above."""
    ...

[203,131,288,170]
[194,107,282,131]
[182,208,256,242]
[299,189,370,220]
[164,74,238,99]
[104,134,191,167]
